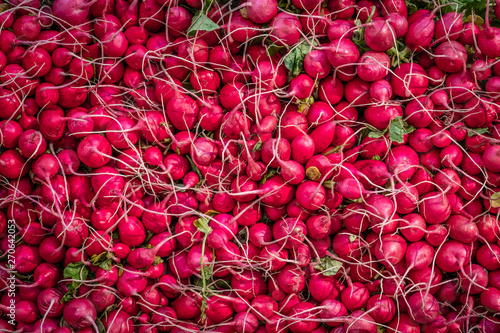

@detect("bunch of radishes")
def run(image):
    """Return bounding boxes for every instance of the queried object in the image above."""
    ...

[1,0,500,331]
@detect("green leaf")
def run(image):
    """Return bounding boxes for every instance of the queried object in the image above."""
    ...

[194,216,212,234]
[202,264,213,280]
[260,168,277,184]
[490,191,500,208]
[62,262,90,302]
[202,0,214,13]
[252,136,262,152]
[95,318,106,333]
[186,155,203,185]
[214,279,231,290]
[152,256,162,266]
[323,146,341,156]
[266,44,286,57]
[91,252,114,271]
[389,117,405,143]
[467,127,490,137]
[193,277,205,288]
[314,256,343,276]
[64,262,89,280]
[492,18,500,29]
[187,13,220,36]
[349,235,357,243]
[284,40,314,76]
[388,116,415,144]
[61,291,73,302]
[405,0,419,15]
[368,131,385,139]
[99,259,113,271]
[438,0,488,16]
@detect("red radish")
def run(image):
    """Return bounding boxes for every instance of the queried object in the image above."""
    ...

[63,298,97,330]
[357,51,390,82]
[478,0,500,57]
[270,12,302,46]
[434,41,467,73]
[435,12,463,41]
[405,9,436,51]
[391,63,429,97]
[364,19,396,51]
[407,292,439,324]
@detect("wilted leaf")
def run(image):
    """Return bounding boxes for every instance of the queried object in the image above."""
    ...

[491,191,500,208]
[314,256,343,276]
[194,216,212,234]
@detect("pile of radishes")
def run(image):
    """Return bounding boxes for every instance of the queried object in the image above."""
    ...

[1,0,500,331]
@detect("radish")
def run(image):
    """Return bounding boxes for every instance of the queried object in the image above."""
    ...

[478,0,500,57]
[0,0,497,330]
[367,295,395,324]
[386,145,419,180]
[327,19,355,40]
[288,302,320,332]
[357,51,390,82]
[405,9,437,51]
[387,314,420,333]
[391,63,428,97]
[458,264,488,294]
[445,70,478,103]
[63,298,97,330]
[325,38,360,68]
[270,12,302,46]
[435,12,463,41]
[52,0,97,26]
[481,287,500,312]
[385,12,408,38]
[304,50,332,79]
[434,41,467,73]
[407,292,439,324]
[373,234,407,266]
[364,19,396,52]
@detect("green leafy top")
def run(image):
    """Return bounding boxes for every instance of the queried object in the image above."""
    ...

[187,13,220,36]
[252,136,263,152]
[90,252,114,271]
[260,168,277,184]
[440,0,488,16]
[186,155,203,186]
[186,0,220,36]
[64,262,89,281]
[467,127,490,137]
[406,0,488,16]
[194,216,212,234]
[388,116,415,143]
[367,116,415,144]
[62,262,90,302]
[490,191,500,208]
[284,40,315,76]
